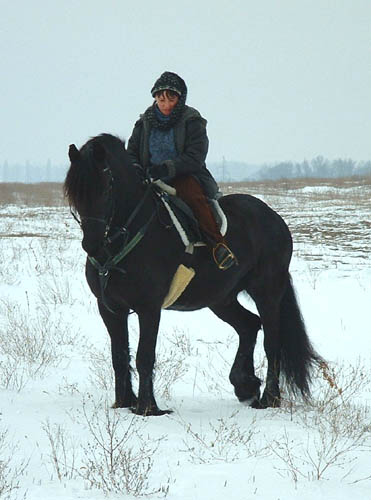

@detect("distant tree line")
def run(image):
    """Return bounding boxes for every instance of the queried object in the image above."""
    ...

[0,161,67,182]
[251,156,371,181]
[1,156,371,183]
[210,157,371,182]
[208,161,261,182]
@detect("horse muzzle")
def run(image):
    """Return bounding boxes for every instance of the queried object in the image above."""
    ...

[82,230,105,258]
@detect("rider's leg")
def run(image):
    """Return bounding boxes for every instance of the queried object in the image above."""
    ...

[172,175,237,270]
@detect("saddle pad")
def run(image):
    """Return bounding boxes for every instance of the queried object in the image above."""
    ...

[162,264,195,309]
[156,181,228,248]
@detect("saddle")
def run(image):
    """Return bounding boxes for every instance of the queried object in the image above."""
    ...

[154,180,227,248]
[153,180,229,309]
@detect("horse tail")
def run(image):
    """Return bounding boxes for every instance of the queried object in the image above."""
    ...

[279,274,322,396]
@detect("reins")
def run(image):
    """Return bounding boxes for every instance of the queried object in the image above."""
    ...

[88,182,156,273]
[72,169,157,314]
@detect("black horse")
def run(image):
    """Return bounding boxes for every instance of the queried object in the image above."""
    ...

[64,133,321,416]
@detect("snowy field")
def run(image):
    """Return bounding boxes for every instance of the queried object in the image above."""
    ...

[0,178,370,500]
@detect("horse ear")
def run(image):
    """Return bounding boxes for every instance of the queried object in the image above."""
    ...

[68,144,80,162]
[92,141,106,163]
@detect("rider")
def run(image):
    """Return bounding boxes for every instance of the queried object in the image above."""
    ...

[127,71,237,270]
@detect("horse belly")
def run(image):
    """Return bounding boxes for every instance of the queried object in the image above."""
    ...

[167,269,241,311]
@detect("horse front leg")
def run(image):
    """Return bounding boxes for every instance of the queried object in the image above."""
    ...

[133,307,171,416]
[97,301,137,408]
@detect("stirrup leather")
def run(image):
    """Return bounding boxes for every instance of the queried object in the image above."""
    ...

[213,242,237,270]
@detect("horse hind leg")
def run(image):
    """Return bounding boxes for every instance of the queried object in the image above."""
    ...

[251,273,291,409]
[210,300,262,406]
[252,274,322,409]
[256,301,282,408]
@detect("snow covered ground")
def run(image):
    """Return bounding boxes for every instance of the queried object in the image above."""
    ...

[0,179,370,500]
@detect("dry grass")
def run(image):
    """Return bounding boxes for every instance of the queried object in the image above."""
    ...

[222,176,371,205]
[1,176,370,208]
[42,397,169,496]
[222,175,371,191]
[220,176,371,267]
[1,177,369,267]
[0,182,66,207]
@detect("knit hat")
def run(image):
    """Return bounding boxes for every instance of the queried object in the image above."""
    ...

[146,72,188,130]
[151,71,187,99]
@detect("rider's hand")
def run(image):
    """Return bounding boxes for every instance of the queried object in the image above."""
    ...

[148,164,169,181]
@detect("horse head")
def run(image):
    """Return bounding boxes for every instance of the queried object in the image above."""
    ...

[65,139,115,257]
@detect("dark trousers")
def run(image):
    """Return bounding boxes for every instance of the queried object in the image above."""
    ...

[172,176,224,245]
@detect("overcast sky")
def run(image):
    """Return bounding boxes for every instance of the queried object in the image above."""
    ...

[1,1,371,166]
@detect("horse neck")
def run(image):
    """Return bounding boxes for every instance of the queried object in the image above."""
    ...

[112,163,153,228]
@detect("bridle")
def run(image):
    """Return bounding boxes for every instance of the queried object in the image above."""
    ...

[70,165,115,242]
[70,163,157,313]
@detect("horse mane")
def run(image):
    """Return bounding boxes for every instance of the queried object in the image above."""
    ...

[64,134,126,209]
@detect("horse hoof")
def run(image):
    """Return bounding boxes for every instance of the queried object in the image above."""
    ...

[112,402,133,409]
[259,392,281,409]
[231,374,262,405]
[112,397,138,409]
[131,406,173,417]
[240,395,261,408]
[235,386,261,405]
[250,399,264,409]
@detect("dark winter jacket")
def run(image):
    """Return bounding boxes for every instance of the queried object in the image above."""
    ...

[127,105,219,198]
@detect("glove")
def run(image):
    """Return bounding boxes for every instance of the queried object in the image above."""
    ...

[148,163,169,181]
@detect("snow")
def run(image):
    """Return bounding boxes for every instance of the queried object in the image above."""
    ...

[0,181,370,500]
[300,185,366,194]
[301,185,338,193]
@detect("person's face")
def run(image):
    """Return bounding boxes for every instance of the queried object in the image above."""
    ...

[155,90,179,116]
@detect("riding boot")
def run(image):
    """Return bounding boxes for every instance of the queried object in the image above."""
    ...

[172,175,238,270]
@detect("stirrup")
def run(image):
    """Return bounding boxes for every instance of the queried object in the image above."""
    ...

[212,242,237,271]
